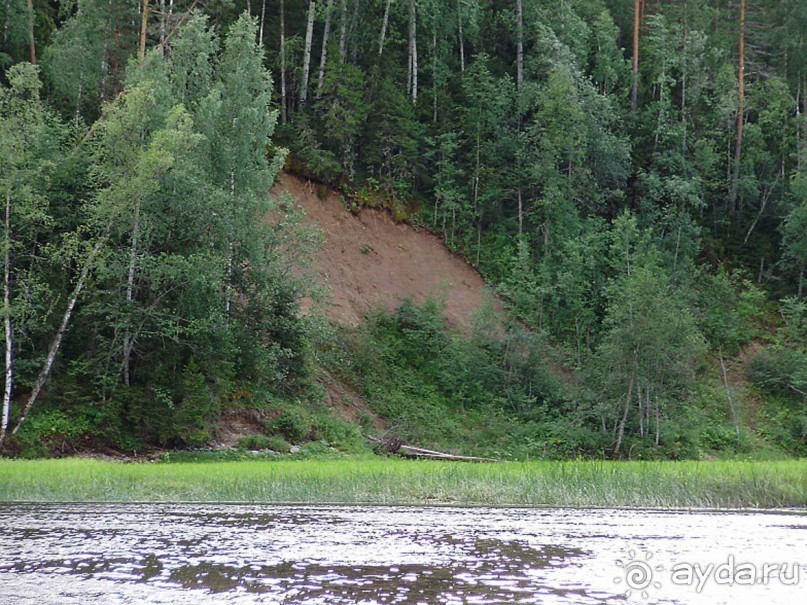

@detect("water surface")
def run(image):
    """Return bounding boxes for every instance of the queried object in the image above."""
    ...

[0,504,804,604]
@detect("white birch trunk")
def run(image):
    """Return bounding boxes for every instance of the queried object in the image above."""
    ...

[317,0,334,98]
[410,0,418,103]
[614,375,634,456]
[339,0,348,61]
[11,237,107,436]
[259,0,266,46]
[0,190,12,448]
[407,9,413,94]
[280,0,287,122]
[121,200,141,387]
[379,0,392,56]
[300,0,317,105]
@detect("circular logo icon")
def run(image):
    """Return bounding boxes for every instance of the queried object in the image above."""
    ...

[615,549,664,600]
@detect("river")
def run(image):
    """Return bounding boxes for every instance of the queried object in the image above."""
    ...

[0,504,804,604]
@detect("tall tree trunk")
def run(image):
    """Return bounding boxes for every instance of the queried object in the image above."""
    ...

[159,0,166,50]
[339,0,348,61]
[300,0,317,106]
[516,0,523,90]
[515,0,525,234]
[259,0,266,46]
[614,374,635,456]
[3,0,11,48]
[729,0,745,214]
[0,191,12,449]
[379,0,392,56]
[432,17,437,122]
[121,201,141,387]
[348,0,359,63]
[517,187,523,236]
[280,0,287,122]
[680,0,688,159]
[139,0,149,64]
[407,5,413,94]
[630,0,640,112]
[457,0,465,72]
[11,237,106,437]
[473,120,481,266]
[719,350,741,445]
[409,0,418,103]
[637,385,644,438]
[796,73,804,172]
[317,0,334,98]
[225,170,235,317]
[654,394,660,446]
[25,0,35,64]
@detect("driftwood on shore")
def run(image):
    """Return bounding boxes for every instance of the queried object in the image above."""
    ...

[368,436,497,462]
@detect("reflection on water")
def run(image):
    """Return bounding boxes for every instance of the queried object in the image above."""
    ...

[0,504,804,604]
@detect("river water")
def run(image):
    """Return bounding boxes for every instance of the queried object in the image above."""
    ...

[0,504,804,604]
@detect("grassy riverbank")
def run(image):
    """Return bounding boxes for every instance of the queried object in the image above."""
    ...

[1,458,805,508]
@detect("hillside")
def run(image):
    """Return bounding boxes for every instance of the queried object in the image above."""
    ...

[2,3,805,461]
[275,173,498,330]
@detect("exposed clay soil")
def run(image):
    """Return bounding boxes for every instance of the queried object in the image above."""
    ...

[212,408,274,448]
[274,173,499,330]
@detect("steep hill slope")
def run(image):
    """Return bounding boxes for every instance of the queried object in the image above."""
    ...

[275,173,498,329]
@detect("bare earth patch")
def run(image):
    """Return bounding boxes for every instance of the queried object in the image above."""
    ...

[274,173,499,331]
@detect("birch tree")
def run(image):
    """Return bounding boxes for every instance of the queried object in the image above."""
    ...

[316,0,334,97]
[408,0,418,102]
[0,64,56,447]
[594,214,704,456]
[280,0,287,121]
[379,0,392,56]
[338,0,348,60]
[300,0,317,105]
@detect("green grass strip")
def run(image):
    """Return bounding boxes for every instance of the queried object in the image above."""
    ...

[1,458,805,508]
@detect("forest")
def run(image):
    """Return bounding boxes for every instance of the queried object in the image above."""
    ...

[0,0,805,460]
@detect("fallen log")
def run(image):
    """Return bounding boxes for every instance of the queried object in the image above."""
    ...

[368,436,497,462]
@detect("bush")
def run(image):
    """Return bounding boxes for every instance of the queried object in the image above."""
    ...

[747,348,807,400]
[13,410,92,458]
[237,434,291,452]
[265,410,311,442]
[309,415,366,452]
[756,401,807,457]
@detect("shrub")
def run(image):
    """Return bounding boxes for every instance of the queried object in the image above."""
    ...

[747,348,807,400]
[14,410,92,458]
[310,415,366,452]
[237,434,291,452]
[265,410,311,442]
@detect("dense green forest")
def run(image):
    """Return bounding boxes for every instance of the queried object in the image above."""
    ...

[0,0,805,459]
